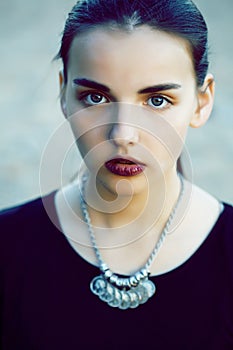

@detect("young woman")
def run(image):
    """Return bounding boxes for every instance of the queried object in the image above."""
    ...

[0,0,232,348]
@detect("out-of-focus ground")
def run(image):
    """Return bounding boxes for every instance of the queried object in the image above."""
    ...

[0,0,232,209]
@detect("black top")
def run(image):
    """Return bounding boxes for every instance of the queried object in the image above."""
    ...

[0,192,233,350]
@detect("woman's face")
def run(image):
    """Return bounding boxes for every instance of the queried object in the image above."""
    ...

[60,25,213,196]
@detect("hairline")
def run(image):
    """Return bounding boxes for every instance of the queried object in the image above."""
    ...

[62,23,199,87]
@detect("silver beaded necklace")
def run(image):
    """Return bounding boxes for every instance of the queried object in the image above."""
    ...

[80,174,184,310]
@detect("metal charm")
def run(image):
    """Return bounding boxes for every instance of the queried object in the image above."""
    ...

[90,275,156,310]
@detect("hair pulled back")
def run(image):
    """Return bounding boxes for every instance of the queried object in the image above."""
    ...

[57,0,209,87]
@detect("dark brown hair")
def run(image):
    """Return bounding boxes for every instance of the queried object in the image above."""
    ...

[57,0,209,86]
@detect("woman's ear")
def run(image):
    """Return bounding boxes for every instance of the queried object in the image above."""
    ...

[59,70,68,117]
[190,73,215,128]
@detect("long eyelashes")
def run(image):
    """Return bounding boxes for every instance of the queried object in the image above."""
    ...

[146,96,171,109]
[77,91,109,106]
[77,91,172,110]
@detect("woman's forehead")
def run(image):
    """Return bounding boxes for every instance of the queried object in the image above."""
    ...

[70,25,191,57]
[67,25,195,87]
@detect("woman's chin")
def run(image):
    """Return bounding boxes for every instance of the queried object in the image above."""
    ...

[95,166,148,199]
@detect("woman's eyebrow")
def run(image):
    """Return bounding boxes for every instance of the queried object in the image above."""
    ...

[73,78,110,92]
[73,79,181,95]
[138,83,181,94]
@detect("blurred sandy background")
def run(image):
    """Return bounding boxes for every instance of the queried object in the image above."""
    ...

[0,0,232,209]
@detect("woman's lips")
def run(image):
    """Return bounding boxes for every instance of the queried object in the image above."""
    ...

[105,158,145,176]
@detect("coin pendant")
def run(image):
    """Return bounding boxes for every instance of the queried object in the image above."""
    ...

[119,291,131,310]
[128,290,140,309]
[90,275,156,310]
[142,280,156,297]
[90,276,107,296]
[99,283,115,302]
[108,287,122,307]
[135,284,149,304]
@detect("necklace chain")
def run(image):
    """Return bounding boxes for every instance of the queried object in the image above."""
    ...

[80,174,184,309]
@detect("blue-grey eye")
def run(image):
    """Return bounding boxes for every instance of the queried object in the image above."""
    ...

[147,96,168,108]
[85,93,107,105]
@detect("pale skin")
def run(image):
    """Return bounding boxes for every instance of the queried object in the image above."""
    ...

[55,26,221,276]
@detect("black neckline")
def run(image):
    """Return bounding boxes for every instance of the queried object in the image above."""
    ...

[41,191,230,280]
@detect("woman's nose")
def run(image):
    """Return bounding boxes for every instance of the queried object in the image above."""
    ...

[108,104,139,148]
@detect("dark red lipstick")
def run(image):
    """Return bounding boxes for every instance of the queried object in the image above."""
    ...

[105,158,145,176]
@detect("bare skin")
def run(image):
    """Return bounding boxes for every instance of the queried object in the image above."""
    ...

[55,26,221,276]
[55,179,221,276]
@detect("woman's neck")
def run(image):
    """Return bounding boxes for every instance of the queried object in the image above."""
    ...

[83,168,182,241]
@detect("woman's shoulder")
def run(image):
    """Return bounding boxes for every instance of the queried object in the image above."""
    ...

[174,182,233,260]
[0,196,42,228]
[0,196,42,214]
[189,182,233,230]
[0,191,59,239]
[213,201,233,237]
[221,201,233,217]
[0,191,62,269]
[197,191,233,261]
[0,192,52,221]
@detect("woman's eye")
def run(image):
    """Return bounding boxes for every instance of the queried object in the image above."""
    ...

[147,96,170,109]
[82,93,108,105]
